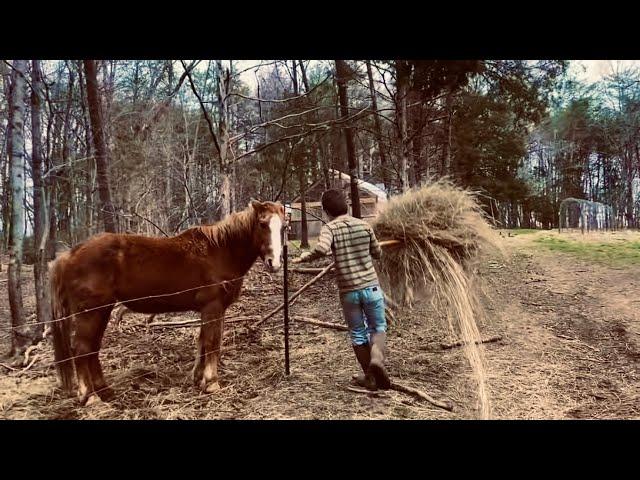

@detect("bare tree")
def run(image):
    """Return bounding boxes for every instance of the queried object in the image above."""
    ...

[335,60,361,218]
[395,60,411,192]
[84,59,117,233]
[30,60,51,338]
[7,60,29,357]
[291,61,309,248]
[366,60,391,193]
[216,60,233,217]
[182,60,234,219]
[1,60,13,254]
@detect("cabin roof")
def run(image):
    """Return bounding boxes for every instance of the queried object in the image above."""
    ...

[292,169,387,203]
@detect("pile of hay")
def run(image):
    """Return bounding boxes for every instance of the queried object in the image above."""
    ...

[373,179,503,419]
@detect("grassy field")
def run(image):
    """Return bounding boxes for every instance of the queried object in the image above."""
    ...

[507,228,542,236]
[532,234,640,265]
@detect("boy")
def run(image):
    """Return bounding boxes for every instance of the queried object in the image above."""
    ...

[292,189,390,390]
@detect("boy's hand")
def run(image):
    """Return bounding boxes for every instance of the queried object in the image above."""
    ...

[292,252,312,264]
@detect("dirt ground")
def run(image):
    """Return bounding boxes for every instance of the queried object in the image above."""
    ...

[0,230,638,420]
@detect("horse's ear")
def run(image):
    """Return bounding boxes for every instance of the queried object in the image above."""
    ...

[249,199,264,210]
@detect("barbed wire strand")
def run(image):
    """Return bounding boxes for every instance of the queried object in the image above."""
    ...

[0,272,256,333]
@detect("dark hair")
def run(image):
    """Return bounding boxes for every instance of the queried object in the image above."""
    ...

[321,189,348,217]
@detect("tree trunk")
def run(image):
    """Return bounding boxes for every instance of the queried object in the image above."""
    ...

[297,149,309,248]
[30,60,51,339]
[0,128,8,257]
[77,60,94,239]
[7,60,30,357]
[298,60,310,92]
[442,89,454,176]
[84,60,117,233]
[216,60,232,218]
[1,61,13,253]
[366,60,390,193]
[220,172,231,219]
[335,60,361,218]
[291,61,309,247]
[59,66,76,243]
[412,127,424,185]
[625,154,634,227]
[395,60,411,192]
[319,142,331,190]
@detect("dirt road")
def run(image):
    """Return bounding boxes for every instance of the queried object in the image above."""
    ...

[485,231,639,419]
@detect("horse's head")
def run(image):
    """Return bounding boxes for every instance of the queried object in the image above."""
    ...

[250,200,285,272]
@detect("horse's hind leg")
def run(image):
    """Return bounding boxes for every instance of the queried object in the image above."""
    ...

[73,308,112,405]
[194,301,225,393]
[88,309,113,400]
[192,340,205,386]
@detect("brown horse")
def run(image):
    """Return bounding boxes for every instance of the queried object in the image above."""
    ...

[49,200,284,405]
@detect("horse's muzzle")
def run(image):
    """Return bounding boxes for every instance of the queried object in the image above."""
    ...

[265,257,282,273]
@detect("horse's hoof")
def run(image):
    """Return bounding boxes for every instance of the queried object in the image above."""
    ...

[204,382,221,394]
[83,394,103,407]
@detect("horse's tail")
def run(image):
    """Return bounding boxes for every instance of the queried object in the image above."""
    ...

[49,252,74,394]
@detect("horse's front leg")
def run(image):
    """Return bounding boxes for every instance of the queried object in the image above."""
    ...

[193,301,226,393]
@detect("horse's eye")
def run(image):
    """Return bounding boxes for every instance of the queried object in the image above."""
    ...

[260,221,270,229]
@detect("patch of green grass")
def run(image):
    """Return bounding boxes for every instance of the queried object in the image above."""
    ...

[508,229,541,236]
[533,235,640,265]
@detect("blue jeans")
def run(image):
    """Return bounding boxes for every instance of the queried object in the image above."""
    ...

[340,285,387,346]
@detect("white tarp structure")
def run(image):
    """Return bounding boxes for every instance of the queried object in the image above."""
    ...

[558,197,616,232]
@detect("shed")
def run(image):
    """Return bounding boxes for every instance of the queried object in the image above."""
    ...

[289,169,388,239]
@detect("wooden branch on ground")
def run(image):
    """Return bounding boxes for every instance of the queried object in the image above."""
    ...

[148,314,347,333]
[289,267,334,274]
[390,380,454,411]
[149,315,259,329]
[440,335,503,350]
[23,344,42,365]
[251,262,335,329]
[349,376,454,412]
[0,362,20,371]
[17,355,39,374]
[293,316,348,331]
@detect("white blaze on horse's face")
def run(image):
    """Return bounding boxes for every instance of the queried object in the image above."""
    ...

[265,213,283,272]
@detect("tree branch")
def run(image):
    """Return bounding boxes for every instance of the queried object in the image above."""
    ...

[227,74,331,104]
[180,60,222,159]
[232,106,371,160]
[132,212,170,237]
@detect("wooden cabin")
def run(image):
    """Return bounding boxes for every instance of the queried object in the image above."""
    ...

[289,169,388,240]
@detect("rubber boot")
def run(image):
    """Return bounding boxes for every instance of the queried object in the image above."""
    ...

[368,332,391,389]
[352,343,376,390]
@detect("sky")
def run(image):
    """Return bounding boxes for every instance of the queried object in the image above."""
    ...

[568,60,639,83]
[234,60,640,94]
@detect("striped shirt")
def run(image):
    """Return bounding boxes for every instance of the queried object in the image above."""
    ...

[304,215,382,293]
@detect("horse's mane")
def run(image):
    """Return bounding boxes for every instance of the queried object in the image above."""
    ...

[194,207,256,247]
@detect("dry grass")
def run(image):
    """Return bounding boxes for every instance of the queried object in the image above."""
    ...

[2,233,638,420]
[1,258,482,420]
[372,179,504,419]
